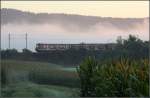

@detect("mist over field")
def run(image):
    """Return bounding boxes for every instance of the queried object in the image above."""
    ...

[1,2,149,97]
[1,8,149,51]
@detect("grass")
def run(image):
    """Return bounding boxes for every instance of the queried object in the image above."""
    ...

[61,67,77,72]
[3,58,148,97]
[1,59,63,70]
[2,82,79,97]
[1,59,80,97]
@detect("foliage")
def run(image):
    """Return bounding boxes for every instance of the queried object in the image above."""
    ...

[116,35,149,59]
[1,60,79,88]
[2,82,79,97]
[77,57,98,96]
[77,57,149,97]
[1,35,149,66]
[1,35,149,97]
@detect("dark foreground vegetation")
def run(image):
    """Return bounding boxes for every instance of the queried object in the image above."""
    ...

[77,57,149,97]
[1,35,149,97]
[1,35,149,66]
[1,60,79,97]
[76,35,149,97]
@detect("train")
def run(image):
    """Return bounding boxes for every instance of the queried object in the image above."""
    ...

[35,43,116,52]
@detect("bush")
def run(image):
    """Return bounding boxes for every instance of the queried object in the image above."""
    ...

[77,57,149,97]
[77,57,98,96]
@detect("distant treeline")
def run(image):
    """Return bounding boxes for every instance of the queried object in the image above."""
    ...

[1,35,149,66]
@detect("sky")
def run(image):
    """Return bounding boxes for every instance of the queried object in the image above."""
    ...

[1,1,149,18]
[1,1,149,51]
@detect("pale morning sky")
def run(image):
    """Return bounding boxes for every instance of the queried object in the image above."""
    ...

[1,1,149,18]
[1,1,149,51]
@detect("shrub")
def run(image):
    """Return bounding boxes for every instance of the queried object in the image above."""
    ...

[77,57,98,97]
[77,57,149,97]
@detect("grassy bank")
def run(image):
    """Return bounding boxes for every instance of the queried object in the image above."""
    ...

[1,60,80,97]
[2,82,79,97]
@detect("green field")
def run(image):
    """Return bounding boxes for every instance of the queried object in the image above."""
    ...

[2,82,79,97]
[61,67,76,72]
[1,60,80,97]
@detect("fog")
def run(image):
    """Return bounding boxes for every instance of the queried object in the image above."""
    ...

[1,9,149,51]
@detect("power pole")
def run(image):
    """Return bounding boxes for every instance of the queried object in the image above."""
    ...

[25,33,28,49]
[8,33,10,49]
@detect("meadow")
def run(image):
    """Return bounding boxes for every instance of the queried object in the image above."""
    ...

[1,58,149,97]
[1,60,80,97]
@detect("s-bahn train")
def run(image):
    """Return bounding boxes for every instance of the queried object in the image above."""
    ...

[35,43,116,52]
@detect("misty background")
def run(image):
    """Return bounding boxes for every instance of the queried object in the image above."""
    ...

[1,8,149,51]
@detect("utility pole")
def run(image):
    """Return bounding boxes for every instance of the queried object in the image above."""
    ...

[25,33,28,49]
[8,33,10,49]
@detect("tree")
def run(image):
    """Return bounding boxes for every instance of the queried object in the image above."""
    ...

[22,48,32,54]
[116,36,123,45]
[77,57,149,97]
[1,68,6,85]
[77,56,98,97]
[115,35,148,59]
